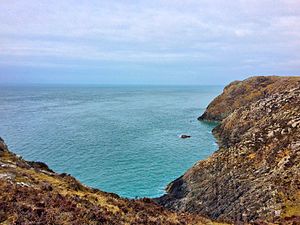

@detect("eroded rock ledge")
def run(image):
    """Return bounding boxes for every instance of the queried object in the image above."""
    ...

[158,76,300,224]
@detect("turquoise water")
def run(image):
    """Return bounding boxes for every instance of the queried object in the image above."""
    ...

[0,85,222,198]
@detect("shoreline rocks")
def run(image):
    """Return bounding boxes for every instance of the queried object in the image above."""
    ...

[158,76,300,224]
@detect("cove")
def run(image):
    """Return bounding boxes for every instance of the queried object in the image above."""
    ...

[0,85,222,198]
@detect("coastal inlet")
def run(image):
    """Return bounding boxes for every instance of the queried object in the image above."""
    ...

[0,85,222,198]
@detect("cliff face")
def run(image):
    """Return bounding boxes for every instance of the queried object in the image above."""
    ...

[198,76,300,121]
[158,76,300,224]
[0,139,214,224]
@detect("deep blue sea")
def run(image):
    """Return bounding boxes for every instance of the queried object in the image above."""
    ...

[0,85,222,198]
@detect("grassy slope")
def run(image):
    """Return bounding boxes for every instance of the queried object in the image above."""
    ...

[0,139,226,225]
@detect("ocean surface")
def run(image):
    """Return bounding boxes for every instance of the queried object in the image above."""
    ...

[0,85,223,198]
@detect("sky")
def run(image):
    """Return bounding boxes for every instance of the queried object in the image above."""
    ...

[0,0,299,85]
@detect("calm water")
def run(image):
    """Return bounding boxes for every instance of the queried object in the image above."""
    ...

[0,85,222,198]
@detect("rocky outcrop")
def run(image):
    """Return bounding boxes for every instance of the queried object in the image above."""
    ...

[0,139,215,224]
[198,76,300,121]
[158,76,300,224]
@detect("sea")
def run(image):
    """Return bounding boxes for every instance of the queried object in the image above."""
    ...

[0,85,223,198]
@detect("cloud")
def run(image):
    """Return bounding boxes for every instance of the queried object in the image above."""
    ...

[0,0,299,83]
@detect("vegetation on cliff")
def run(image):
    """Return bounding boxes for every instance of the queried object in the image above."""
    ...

[159,76,300,224]
[0,138,220,225]
[198,76,300,121]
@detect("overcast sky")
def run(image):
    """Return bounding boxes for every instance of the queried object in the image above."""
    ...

[0,0,299,85]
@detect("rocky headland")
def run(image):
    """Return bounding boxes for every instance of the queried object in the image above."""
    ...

[158,76,300,224]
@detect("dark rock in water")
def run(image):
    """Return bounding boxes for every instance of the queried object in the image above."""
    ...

[179,134,191,139]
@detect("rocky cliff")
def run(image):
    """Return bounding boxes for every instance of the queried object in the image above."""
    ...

[198,76,300,121]
[158,76,300,224]
[0,138,218,224]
